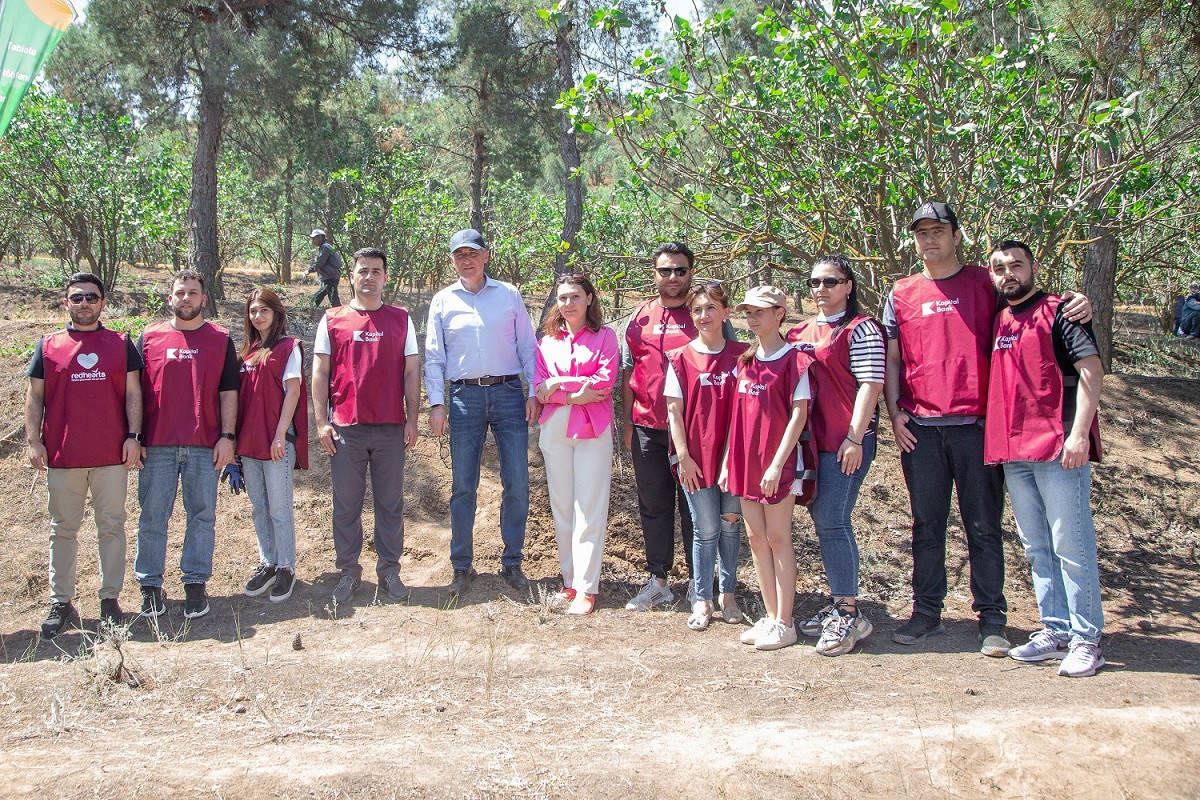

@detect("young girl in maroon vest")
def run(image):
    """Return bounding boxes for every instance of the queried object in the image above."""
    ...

[721,286,815,651]
[664,282,749,631]
[236,288,309,603]
[786,256,885,656]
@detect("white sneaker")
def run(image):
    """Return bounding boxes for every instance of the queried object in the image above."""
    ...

[799,602,834,637]
[625,579,674,612]
[755,620,798,651]
[740,615,775,645]
[816,609,873,656]
[686,582,700,606]
[1009,629,1068,662]
[1059,641,1105,677]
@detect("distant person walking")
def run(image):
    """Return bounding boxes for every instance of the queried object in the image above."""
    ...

[307,229,342,308]
[985,240,1107,677]
[1179,284,1200,338]
[236,288,309,604]
[135,269,241,620]
[25,273,144,637]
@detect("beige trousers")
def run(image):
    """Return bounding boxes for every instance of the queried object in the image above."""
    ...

[47,465,129,602]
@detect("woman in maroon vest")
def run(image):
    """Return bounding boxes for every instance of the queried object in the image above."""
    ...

[236,288,309,603]
[721,285,815,651]
[787,255,885,656]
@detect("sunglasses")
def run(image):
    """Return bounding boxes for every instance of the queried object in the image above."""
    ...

[807,277,849,289]
[67,292,102,304]
[656,266,690,278]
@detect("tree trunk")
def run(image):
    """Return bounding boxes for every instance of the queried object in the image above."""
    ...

[188,24,228,310]
[281,154,294,283]
[468,69,489,234]
[1082,223,1116,371]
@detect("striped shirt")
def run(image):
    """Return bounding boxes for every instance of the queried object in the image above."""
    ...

[819,312,885,384]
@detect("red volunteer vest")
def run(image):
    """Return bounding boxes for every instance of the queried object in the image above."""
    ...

[787,314,883,454]
[984,294,1103,464]
[41,327,129,468]
[236,337,310,469]
[725,347,818,505]
[666,340,749,489]
[141,321,230,447]
[625,300,696,429]
[325,304,410,426]
[891,265,995,417]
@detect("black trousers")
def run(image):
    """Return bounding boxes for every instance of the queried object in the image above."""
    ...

[631,424,694,580]
[312,278,340,307]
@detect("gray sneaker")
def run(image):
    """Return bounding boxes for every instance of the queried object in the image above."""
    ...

[1058,641,1104,677]
[799,601,835,637]
[1009,629,1068,662]
[624,579,674,612]
[979,624,1011,657]
[816,609,873,656]
[332,572,362,605]
[378,572,410,602]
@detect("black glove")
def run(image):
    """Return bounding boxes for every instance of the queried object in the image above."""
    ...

[221,458,244,495]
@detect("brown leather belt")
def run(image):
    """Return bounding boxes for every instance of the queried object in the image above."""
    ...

[453,374,519,387]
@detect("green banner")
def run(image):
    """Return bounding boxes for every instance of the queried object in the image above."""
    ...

[0,0,74,138]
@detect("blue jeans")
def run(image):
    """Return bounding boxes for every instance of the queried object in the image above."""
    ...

[136,445,219,587]
[448,379,529,570]
[242,443,296,571]
[807,432,876,597]
[1003,460,1104,644]
[684,485,741,602]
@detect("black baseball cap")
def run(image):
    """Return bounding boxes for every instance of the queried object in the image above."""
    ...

[909,201,959,231]
[449,228,487,252]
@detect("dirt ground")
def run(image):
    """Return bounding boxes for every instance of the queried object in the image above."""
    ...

[0,266,1197,799]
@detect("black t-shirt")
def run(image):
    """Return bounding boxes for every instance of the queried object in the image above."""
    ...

[1008,290,1099,425]
[27,325,145,379]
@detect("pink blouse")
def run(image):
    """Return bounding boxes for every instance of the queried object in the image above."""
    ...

[534,325,618,439]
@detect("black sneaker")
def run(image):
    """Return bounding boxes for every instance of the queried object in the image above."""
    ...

[891,611,946,645]
[99,598,124,627]
[140,586,166,618]
[498,565,529,591]
[41,601,76,639]
[331,571,362,605]
[447,568,477,597]
[183,583,210,619]
[270,570,295,603]
[378,572,410,602]
[244,564,279,597]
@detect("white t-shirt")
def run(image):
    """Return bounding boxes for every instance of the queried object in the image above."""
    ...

[662,339,730,400]
[313,306,419,358]
[732,343,812,401]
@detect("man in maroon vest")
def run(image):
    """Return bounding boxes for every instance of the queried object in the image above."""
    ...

[136,269,241,621]
[312,247,420,606]
[884,202,1090,655]
[984,240,1106,677]
[25,273,144,637]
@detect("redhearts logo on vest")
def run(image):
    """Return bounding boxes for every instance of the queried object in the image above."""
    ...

[921,298,960,316]
[352,330,385,342]
[652,323,685,335]
[995,334,1019,351]
[738,379,767,396]
[71,352,107,382]
[698,371,732,387]
[166,347,200,360]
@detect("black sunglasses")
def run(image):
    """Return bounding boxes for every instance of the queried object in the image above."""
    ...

[656,266,690,278]
[807,277,849,289]
[67,292,102,304]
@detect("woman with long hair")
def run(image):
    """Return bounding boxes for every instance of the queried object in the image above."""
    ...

[236,288,309,603]
[786,255,886,656]
[721,285,815,651]
[534,274,618,615]
[664,282,748,631]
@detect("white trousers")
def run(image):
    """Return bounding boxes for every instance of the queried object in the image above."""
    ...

[538,407,613,595]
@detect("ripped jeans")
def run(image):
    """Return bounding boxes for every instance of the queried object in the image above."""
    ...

[684,484,742,602]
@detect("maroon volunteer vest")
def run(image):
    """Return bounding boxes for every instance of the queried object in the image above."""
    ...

[666,340,750,489]
[984,294,1103,464]
[41,327,129,468]
[725,347,818,505]
[325,304,410,426]
[625,300,696,429]
[891,265,994,417]
[787,314,883,454]
[141,321,230,447]
[236,337,310,469]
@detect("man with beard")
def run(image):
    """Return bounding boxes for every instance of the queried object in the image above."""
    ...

[135,270,241,620]
[984,240,1106,677]
[25,273,144,637]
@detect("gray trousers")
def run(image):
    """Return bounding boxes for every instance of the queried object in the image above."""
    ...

[330,423,406,579]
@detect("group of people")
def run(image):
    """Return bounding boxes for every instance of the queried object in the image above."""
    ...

[25,200,1109,678]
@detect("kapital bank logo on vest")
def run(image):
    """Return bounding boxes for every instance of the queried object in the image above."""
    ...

[652,323,685,335]
[352,330,385,342]
[921,298,960,316]
[698,371,732,387]
[166,347,200,360]
[995,334,1019,351]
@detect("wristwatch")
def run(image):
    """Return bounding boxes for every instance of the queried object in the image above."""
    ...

[219,432,235,441]
[127,432,144,444]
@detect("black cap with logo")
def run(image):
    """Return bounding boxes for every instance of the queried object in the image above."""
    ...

[908,201,959,231]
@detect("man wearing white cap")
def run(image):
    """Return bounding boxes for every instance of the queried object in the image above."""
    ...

[306,229,342,308]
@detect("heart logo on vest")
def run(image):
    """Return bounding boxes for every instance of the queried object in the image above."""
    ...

[76,352,100,370]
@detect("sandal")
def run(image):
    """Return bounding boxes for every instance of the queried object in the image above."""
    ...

[687,600,713,631]
[566,593,595,615]
[718,595,745,625]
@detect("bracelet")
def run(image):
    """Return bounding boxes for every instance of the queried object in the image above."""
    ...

[844,435,862,446]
